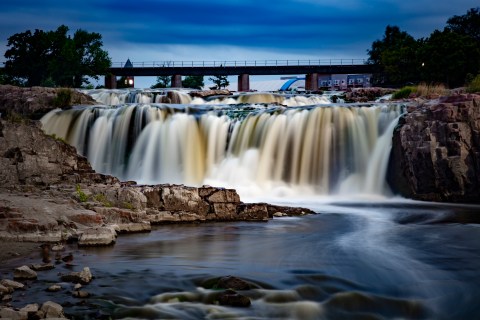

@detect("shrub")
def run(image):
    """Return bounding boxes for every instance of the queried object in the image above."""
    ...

[76,184,89,202]
[392,86,416,99]
[466,74,480,93]
[53,88,73,108]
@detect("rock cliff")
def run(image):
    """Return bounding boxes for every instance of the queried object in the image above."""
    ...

[388,94,480,202]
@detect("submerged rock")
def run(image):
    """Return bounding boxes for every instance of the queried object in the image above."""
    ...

[217,289,251,307]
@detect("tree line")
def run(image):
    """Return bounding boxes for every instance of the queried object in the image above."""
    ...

[1,7,479,89]
[368,8,480,88]
[1,25,110,87]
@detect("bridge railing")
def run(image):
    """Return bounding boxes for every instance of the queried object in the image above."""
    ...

[110,59,368,68]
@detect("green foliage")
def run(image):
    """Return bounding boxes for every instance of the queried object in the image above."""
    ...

[76,184,89,202]
[368,8,480,88]
[466,74,480,93]
[122,202,134,210]
[151,76,171,89]
[209,75,229,89]
[392,86,417,99]
[94,193,113,207]
[182,75,204,89]
[3,25,111,87]
[53,88,73,108]
[48,133,66,143]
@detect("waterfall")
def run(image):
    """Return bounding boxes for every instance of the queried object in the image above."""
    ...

[41,94,405,198]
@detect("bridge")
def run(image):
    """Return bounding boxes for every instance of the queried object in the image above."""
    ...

[107,59,374,91]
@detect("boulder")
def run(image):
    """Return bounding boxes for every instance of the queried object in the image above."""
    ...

[60,267,93,284]
[40,301,65,318]
[217,289,251,307]
[78,227,116,246]
[13,265,37,280]
[0,279,25,290]
[388,94,480,202]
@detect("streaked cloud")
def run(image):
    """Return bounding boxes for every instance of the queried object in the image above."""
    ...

[0,0,478,82]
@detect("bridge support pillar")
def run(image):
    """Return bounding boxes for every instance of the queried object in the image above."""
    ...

[238,74,250,92]
[105,74,116,89]
[171,75,182,88]
[305,73,319,91]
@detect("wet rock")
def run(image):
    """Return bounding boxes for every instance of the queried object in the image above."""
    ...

[30,263,55,271]
[72,290,90,298]
[0,307,27,319]
[1,279,24,290]
[19,303,39,313]
[40,300,66,318]
[202,276,261,291]
[190,89,231,98]
[216,276,261,290]
[47,284,62,292]
[236,203,269,221]
[78,227,116,246]
[2,294,12,302]
[60,267,93,284]
[13,265,37,280]
[217,289,251,307]
[266,204,316,217]
[0,284,13,295]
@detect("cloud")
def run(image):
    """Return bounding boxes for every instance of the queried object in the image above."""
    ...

[0,0,478,64]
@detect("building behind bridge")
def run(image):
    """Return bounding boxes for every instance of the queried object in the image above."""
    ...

[224,74,371,92]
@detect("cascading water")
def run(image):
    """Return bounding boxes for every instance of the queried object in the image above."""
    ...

[41,91,404,199]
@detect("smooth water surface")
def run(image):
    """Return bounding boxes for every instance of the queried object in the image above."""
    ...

[2,200,480,319]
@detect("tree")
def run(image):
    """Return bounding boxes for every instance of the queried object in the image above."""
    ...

[418,29,480,87]
[3,25,111,87]
[182,75,204,89]
[367,25,420,86]
[446,7,480,41]
[151,75,171,88]
[209,75,229,89]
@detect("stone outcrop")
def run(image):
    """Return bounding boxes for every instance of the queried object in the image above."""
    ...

[0,85,97,118]
[189,89,231,98]
[388,94,480,202]
[343,87,396,103]
[0,119,117,187]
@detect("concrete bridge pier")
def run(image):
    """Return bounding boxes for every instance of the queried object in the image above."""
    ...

[238,74,250,92]
[105,74,117,89]
[171,75,182,88]
[305,73,319,91]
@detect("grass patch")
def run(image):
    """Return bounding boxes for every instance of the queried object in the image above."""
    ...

[94,193,113,207]
[466,74,480,93]
[392,86,417,99]
[76,184,89,202]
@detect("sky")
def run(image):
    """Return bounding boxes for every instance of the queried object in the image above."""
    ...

[0,0,478,88]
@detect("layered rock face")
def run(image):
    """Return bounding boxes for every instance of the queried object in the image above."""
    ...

[0,120,115,187]
[388,94,480,202]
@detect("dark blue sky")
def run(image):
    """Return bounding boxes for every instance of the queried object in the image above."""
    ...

[0,0,477,87]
